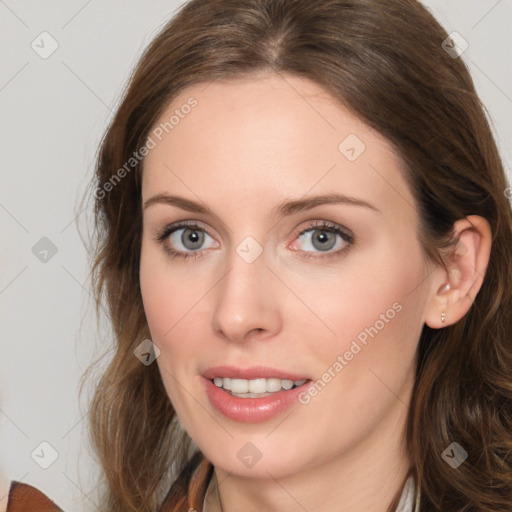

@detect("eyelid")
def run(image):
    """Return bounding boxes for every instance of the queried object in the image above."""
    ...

[294,220,353,241]
[155,219,216,242]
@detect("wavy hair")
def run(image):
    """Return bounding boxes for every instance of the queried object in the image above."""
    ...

[81,0,512,510]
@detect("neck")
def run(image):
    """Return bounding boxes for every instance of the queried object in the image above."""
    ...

[203,392,412,512]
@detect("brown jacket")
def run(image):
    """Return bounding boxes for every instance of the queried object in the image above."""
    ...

[6,454,213,512]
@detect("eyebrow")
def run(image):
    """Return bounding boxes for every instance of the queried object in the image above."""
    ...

[143,192,380,217]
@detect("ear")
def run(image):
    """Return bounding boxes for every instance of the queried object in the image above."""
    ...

[425,215,492,329]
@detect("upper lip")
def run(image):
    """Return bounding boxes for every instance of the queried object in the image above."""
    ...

[202,365,310,381]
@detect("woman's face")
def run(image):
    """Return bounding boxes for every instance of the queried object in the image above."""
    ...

[140,73,436,479]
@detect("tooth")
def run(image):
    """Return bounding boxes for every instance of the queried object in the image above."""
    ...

[232,392,272,398]
[249,378,267,393]
[282,379,294,390]
[266,378,282,392]
[214,377,307,393]
[231,392,250,398]
[230,378,249,393]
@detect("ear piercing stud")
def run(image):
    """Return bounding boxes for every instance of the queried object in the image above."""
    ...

[441,312,446,323]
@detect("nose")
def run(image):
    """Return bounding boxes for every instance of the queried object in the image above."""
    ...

[211,249,282,344]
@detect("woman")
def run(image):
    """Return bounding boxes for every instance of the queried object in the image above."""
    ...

[7,0,512,511]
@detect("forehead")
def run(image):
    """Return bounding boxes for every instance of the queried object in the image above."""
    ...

[142,73,416,220]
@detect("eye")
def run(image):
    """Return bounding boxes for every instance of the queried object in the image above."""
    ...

[156,222,218,259]
[155,220,353,261]
[290,221,353,259]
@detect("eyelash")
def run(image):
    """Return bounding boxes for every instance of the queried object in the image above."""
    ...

[155,220,354,261]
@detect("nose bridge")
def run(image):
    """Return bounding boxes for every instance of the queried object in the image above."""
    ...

[211,240,281,342]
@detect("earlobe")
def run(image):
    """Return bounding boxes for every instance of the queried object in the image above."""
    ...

[425,215,492,329]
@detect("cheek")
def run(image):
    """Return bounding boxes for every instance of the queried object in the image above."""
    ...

[300,236,424,356]
[310,243,428,399]
[139,244,201,408]
[139,240,202,341]
[139,245,172,339]
[303,235,420,323]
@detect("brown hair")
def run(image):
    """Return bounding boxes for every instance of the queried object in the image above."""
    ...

[81,0,512,510]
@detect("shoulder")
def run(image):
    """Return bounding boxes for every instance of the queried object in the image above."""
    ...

[6,481,64,512]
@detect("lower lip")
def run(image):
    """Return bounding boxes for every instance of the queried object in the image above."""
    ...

[203,377,311,423]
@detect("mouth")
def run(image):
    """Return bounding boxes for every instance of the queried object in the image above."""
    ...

[203,375,313,422]
[201,365,312,421]
[210,377,309,398]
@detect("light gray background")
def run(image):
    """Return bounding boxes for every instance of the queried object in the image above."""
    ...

[1,1,511,510]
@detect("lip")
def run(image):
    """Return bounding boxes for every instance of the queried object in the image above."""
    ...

[202,365,309,381]
[201,367,312,423]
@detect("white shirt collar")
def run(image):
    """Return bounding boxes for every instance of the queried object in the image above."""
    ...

[396,475,418,512]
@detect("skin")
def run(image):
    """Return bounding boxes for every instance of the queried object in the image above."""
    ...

[139,73,491,512]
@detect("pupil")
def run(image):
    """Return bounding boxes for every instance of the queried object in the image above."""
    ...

[182,228,204,250]
[312,230,335,251]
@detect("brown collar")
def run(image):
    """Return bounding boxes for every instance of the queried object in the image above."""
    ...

[158,454,214,512]
[7,481,64,512]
